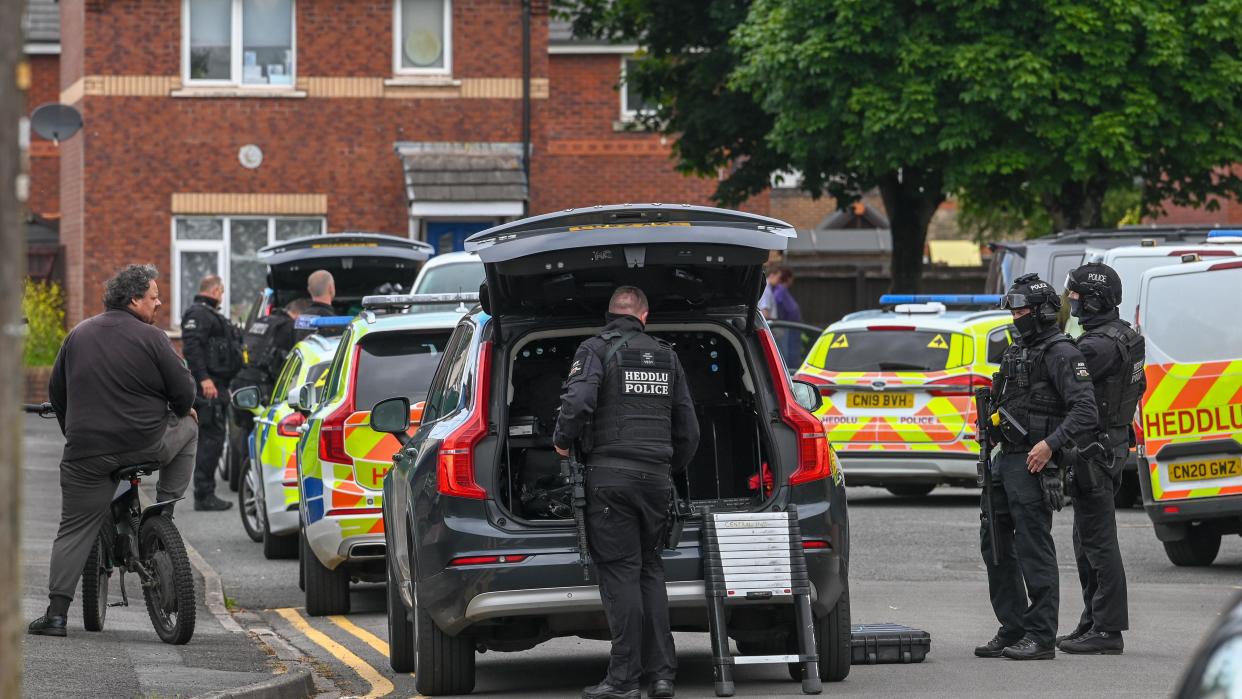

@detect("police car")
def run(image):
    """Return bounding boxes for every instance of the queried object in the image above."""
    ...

[231,326,344,559]
[795,295,1013,495]
[1135,254,1242,566]
[295,293,475,616]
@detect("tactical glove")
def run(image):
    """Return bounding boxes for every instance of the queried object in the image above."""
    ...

[1040,468,1064,512]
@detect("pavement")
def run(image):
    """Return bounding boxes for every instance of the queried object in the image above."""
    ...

[22,413,1242,697]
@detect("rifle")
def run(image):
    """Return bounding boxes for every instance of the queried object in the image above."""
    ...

[562,443,592,581]
[975,388,1000,566]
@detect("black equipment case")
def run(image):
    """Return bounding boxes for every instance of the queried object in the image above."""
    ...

[850,624,931,665]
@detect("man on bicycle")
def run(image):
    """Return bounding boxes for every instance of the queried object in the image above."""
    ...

[28,264,198,637]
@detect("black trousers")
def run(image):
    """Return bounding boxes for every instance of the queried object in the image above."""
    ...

[981,451,1059,646]
[193,393,228,500]
[586,475,676,689]
[1071,448,1129,632]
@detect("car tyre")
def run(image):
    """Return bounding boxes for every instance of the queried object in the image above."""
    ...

[1163,527,1221,567]
[239,463,263,543]
[302,529,349,616]
[795,569,851,682]
[885,484,935,497]
[263,527,299,560]
[387,554,416,673]
[226,424,245,492]
[413,582,475,696]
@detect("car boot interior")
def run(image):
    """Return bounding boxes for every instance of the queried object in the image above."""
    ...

[498,323,774,521]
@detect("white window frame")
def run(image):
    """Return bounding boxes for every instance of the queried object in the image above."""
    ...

[619,55,656,122]
[182,0,298,87]
[170,215,325,326]
[393,0,453,77]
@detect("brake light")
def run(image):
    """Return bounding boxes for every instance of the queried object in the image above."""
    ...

[866,325,916,331]
[797,372,837,396]
[318,347,359,465]
[325,507,383,517]
[1163,506,1180,514]
[927,374,992,397]
[448,554,529,566]
[277,412,306,437]
[437,340,492,500]
[802,539,831,550]
[759,329,832,485]
[1209,259,1242,271]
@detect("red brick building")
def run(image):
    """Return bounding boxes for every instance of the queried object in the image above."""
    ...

[45,0,765,329]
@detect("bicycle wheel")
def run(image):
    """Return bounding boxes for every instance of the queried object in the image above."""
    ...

[81,526,112,631]
[140,516,197,644]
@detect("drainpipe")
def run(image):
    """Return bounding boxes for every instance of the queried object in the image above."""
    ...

[521,0,531,217]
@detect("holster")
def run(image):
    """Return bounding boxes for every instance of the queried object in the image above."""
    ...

[664,494,691,550]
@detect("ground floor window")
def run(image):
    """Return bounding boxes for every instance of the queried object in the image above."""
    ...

[172,216,324,323]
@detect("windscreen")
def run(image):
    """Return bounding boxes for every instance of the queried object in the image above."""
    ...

[415,261,485,294]
[354,331,452,408]
[1143,268,1242,363]
[813,330,969,372]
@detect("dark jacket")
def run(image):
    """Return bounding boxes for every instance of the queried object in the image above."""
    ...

[49,309,196,461]
[1077,308,1143,446]
[553,314,700,474]
[997,326,1098,453]
[181,294,234,384]
[294,300,336,340]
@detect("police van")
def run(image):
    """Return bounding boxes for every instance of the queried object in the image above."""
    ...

[795,295,1012,495]
[1136,254,1242,566]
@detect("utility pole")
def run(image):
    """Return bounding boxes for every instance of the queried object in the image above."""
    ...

[1,0,28,695]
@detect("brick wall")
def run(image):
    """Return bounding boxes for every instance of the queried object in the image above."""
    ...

[26,54,60,219]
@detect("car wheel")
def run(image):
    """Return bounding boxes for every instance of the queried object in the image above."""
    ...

[387,553,416,673]
[413,581,476,696]
[262,525,298,560]
[885,484,935,497]
[226,426,245,493]
[805,570,851,682]
[302,529,349,616]
[1163,527,1221,567]
[239,464,263,543]
[1113,471,1139,509]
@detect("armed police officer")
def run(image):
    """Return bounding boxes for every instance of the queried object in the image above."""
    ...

[182,274,242,511]
[294,269,336,341]
[1056,262,1143,655]
[975,273,1098,661]
[553,286,700,699]
[233,297,311,399]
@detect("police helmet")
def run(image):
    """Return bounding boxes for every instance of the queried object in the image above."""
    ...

[1001,273,1061,326]
[1065,262,1122,314]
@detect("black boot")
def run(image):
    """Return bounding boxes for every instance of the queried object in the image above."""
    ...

[1002,637,1055,660]
[974,632,1022,658]
[582,681,639,699]
[1056,624,1091,647]
[195,494,233,511]
[1060,630,1124,655]
[649,679,675,698]
[27,614,67,637]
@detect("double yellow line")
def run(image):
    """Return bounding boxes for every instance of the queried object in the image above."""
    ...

[274,607,424,699]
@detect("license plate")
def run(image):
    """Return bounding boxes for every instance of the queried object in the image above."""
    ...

[1168,457,1242,483]
[846,392,914,410]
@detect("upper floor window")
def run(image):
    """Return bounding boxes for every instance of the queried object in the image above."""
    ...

[620,57,656,121]
[395,0,452,75]
[184,0,296,86]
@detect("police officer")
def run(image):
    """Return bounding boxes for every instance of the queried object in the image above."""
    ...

[553,286,700,699]
[182,274,241,511]
[975,273,1098,660]
[294,269,336,341]
[234,297,311,398]
[1056,262,1142,655]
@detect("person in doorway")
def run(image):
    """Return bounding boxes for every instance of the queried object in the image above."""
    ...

[182,274,241,511]
[554,286,701,699]
[29,264,198,637]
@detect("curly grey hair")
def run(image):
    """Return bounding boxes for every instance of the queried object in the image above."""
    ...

[103,264,159,310]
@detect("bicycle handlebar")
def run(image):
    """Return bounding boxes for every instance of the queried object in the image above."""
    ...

[23,402,56,418]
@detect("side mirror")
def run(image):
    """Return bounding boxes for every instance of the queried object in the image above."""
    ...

[295,382,318,413]
[286,385,302,408]
[231,385,262,411]
[791,380,823,413]
[370,397,411,447]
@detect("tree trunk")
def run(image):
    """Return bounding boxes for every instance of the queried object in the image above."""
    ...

[877,169,946,294]
[1040,177,1110,232]
[1,0,27,696]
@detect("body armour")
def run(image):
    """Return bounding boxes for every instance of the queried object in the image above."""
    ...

[993,335,1073,449]
[589,328,677,466]
[1080,319,1146,431]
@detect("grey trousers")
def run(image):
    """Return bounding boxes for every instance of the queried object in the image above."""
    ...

[46,414,197,609]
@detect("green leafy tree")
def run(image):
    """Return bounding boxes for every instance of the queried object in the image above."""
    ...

[23,280,66,368]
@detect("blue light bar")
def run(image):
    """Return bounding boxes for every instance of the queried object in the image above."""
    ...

[1206,230,1242,239]
[293,315,354,330]
[879,294,1002,306]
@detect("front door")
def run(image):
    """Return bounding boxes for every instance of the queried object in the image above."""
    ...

[427,221,494,254]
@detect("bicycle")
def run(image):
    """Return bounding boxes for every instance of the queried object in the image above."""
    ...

[25,402,197,644]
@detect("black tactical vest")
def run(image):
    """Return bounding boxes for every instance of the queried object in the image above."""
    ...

[1082,320,1146,430]
[993,335,1072,448]
[589,329,676,464]
[242,309,292,381]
